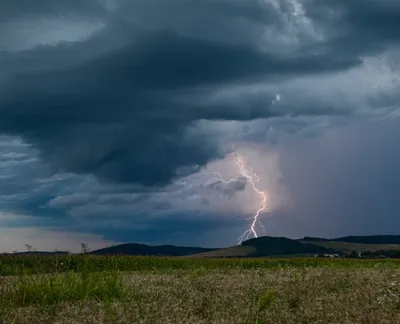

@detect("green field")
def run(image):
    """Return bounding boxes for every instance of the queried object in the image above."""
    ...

[2,255,400,323]
[302,240,400,252]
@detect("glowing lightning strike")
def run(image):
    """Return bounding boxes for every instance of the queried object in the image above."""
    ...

[204,152,269,245]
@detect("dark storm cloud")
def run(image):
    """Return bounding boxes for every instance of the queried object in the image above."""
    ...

[0,0,400,188]
[304,0,400,56]
[96,213,239,247]
[0,0,108,52]
[308,0,400,37]
[0,0,105,21]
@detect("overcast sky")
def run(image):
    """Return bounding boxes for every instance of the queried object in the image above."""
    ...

[1,0,400,252]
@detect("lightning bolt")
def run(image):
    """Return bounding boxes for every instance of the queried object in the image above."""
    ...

[204,152,269,245]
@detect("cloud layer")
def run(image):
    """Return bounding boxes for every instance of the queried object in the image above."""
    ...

[1,0,400,251]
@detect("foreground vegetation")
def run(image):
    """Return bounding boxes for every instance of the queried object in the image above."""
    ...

[2,254,400,276]
[2,256,400,323]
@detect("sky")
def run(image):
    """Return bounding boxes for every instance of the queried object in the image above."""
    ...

[1,0,400,252]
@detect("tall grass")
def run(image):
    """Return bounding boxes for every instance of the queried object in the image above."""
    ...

[3,271,126,307]
[1,254,400,276]
[1,260,400,323]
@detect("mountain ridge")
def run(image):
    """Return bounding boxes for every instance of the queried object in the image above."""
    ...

[89,235,400,257]
[87,242,217,256]
[4,235,400,257]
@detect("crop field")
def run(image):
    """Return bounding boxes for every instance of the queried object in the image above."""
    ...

[1,255,400,323]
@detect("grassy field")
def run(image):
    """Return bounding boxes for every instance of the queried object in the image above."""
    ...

[302,240,400,252]
[2,255,400,323]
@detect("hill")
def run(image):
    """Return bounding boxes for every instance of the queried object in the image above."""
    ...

[5,235,400,258]
[88,235,400,258]
[300,240,400,252]
[330,235,400,245]
[301,235,400,253]
[302,235,400,245]
[190,237,338,258]
[89,243,217,256]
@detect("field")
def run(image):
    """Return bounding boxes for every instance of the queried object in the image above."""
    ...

[302,240,400,252]
[1,255,400,323]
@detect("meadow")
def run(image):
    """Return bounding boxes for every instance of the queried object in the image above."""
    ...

[1,255,400,323]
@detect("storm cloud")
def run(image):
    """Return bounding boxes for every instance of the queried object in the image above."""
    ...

[2,0,399,187]
[1,0,400,251]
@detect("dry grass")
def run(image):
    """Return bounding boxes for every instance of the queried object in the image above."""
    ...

[2,268,400,323]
